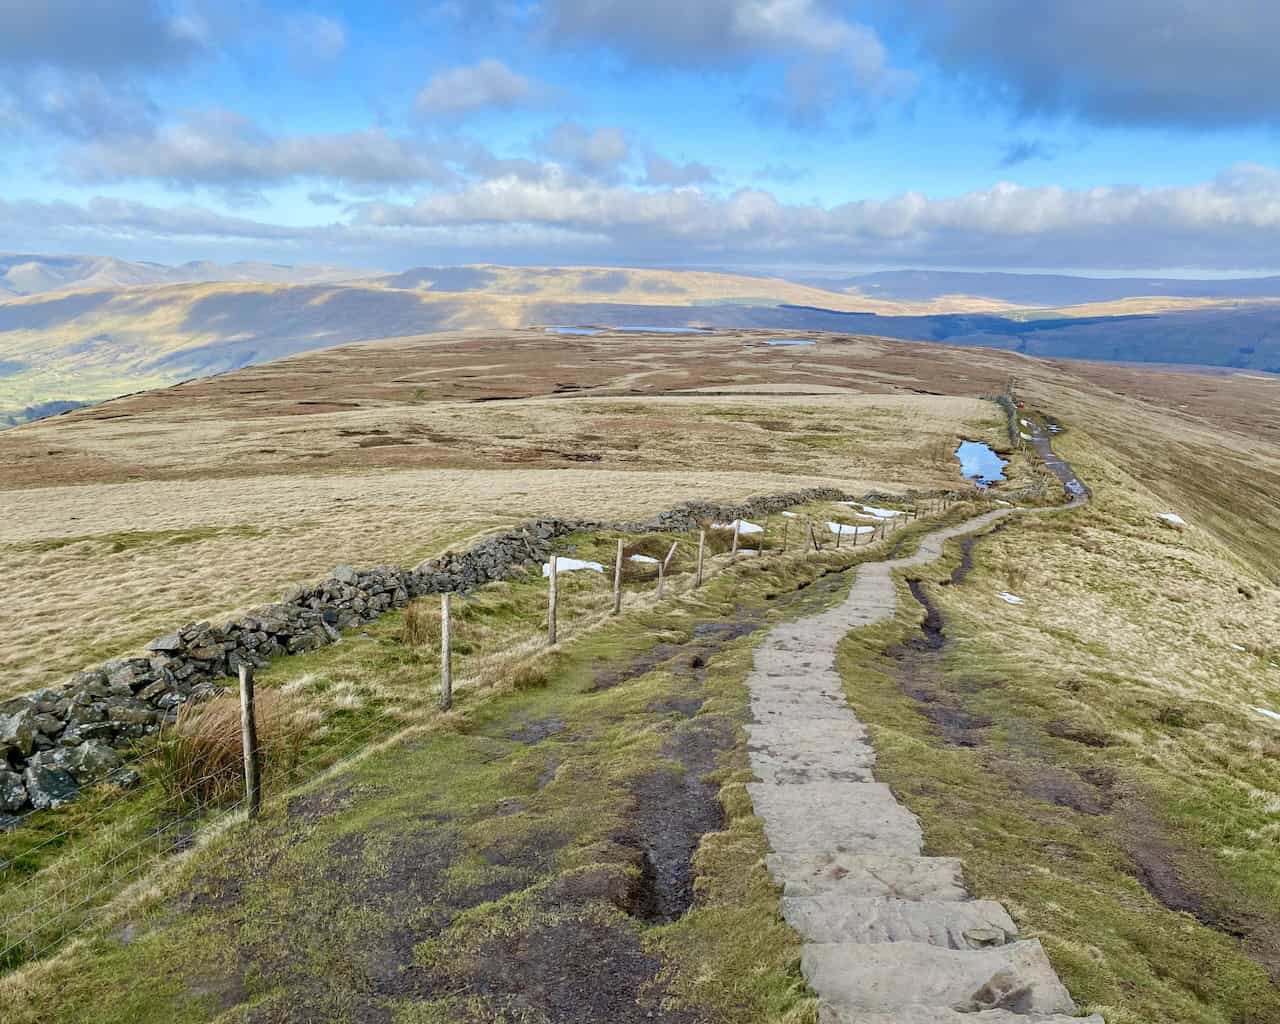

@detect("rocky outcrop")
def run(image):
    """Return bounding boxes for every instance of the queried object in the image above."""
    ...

[0,485,856,821]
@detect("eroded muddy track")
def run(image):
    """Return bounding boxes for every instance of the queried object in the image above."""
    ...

[745,439,1103,1021]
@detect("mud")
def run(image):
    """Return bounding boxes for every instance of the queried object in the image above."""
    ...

[623,714,735,924]
[948,521,1008,585]
[506,716,568,744]
[885,579,998,747]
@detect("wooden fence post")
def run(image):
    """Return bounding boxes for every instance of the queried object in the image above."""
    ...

[781,520,788,553]
[612,539,624,615]
[730,520,740,560]
[547,555,558,646]
[238,663,261,820]
[439,593,453,711]
[656,559,665,599]
[810,523,821,552]
[835,522,842,549]
[695,530,705,587]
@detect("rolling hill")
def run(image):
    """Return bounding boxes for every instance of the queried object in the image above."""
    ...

[3,259,1279,427]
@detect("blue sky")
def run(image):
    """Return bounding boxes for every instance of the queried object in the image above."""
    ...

[2,0,1279,273]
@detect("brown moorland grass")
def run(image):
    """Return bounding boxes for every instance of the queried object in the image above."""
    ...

[0,329,1031,696]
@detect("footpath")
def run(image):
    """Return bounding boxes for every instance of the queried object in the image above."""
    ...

[746,430,1102,1022]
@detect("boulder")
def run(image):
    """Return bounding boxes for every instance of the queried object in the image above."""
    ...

[0,769,27,812]
[0,709,35,759]
[22,764,78,810]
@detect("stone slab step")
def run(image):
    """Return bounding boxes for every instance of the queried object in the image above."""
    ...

[748,718,870,747]
[820,1004,1104,1024]
[751,759,876,785]
[748,738,876,769]
[750,697,862,723]
[748,781,923,858]
[802,939,1078,1014]
[782,896,1016,948]
[775,854,969,901]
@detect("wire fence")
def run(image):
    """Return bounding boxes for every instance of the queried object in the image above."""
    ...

[0,493,978,974]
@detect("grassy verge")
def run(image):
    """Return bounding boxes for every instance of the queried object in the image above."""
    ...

[836,430,1280,1022]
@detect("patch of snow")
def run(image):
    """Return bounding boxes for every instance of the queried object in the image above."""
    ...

[994,499,1012,507]
[860,504,904,518]
[827,522,875,536]
[1157,512,1187,527]
[629,554,659,564]
[1230,643,1248,652]
[1019,432,1033,441]
[542,558,604,576]
[995,592,1024,605]
[1020,418,1030,427]
[1251,706,1280,722]
[714,519,764,535]
[781,511,799,518]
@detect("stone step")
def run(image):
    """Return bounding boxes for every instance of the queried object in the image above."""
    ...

[747,781,924,859]
[782,896,1016,948]
[776,854,969,901]
[751,758,876,786]
[748,736,875,768]
[802,939,1079,1014]
[819,1004,1104,1024]
[748,718,869,746]
[750,697,861,723]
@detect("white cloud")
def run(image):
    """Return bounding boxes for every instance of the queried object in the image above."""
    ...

[539,0,913,120]
[8,165,1280,270]
[538,121,630,176]
[415,58,542,115]
[65,110,456,189]
[642,153,715,187]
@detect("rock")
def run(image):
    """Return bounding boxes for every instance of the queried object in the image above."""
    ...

[0,709,35,759]
[106,767,141,790]
[136,679,171,703]
[187,644,224,662]
[0,813,20,831]
[107,704,157,727]
[148,632,184,653]
[0,770,27,812]
[62,740,123,783]
[22,764,78,810]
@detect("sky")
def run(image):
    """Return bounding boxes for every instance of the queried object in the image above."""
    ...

[2,0,1280,274]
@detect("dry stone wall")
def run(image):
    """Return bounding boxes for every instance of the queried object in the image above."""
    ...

[1,486,856,822]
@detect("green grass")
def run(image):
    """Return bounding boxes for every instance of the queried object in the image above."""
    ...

[0,499,972,1020]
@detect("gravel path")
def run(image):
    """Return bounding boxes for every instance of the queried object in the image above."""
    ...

[747,477,1101,1020]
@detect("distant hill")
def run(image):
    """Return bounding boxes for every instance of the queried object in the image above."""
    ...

[4,260,1279,428]
[0,253,380,298]
[816,269,1280,307]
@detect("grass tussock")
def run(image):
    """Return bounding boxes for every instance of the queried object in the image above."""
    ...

[158,691,319,807]
[486,654,552,693]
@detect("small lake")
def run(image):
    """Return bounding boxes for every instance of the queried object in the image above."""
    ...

[765,338,815,347]
[614,325,710,334]
[955,441,1008,486]
[546,327,601,336]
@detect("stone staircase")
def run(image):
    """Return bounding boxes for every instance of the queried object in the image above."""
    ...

[745,510,1104,1023]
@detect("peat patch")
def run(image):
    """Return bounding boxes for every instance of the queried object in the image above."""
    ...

[623,714,735,924]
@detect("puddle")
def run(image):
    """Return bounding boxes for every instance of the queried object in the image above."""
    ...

[765,338,815,347]
[546,327,600,336]
[955,440,1008,487]
[614,326,709,334]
